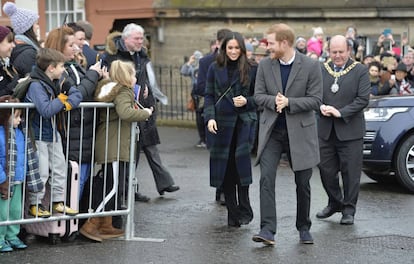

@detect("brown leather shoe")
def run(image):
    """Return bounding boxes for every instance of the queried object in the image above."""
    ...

[80,217,103,242]
[98,216,124,239]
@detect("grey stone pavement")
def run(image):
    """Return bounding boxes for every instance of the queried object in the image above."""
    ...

[2,126,414,264]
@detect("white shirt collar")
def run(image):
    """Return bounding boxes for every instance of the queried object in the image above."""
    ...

[279,52,296,65]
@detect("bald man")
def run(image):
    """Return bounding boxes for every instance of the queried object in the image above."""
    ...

[316,35,370,225]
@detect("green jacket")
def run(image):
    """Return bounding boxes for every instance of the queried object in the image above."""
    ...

[94,79,150,164]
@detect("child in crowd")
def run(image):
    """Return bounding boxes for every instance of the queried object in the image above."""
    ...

[25,48,82,217]
[0,96,43,252]
[79,60,152,242]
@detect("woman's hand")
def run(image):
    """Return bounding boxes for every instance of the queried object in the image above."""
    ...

[232,95,247,107]
[90,61,103,78]
[207,119,218,134]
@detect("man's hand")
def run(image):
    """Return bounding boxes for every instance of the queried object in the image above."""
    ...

[275,92,288,113]
[320,104,341,118]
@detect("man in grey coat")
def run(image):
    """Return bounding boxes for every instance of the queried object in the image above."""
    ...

[252,23,322,246]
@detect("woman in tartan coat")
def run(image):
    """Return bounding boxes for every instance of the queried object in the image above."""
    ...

[204,32,257,227]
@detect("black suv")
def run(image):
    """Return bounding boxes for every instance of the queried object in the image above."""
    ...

[363,95,414,192]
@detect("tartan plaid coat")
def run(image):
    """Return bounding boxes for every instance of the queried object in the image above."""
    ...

[204,62,257,188]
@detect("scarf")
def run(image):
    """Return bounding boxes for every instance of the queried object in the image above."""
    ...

[15,34,39,51]
[7,125,43,193]
[399,80,413,95]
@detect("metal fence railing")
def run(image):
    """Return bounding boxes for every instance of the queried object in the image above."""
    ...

[0,102,157,244]
[153,65,196,122]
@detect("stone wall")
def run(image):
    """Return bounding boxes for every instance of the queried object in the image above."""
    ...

[149,16,414,66]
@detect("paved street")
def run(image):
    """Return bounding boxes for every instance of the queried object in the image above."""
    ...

[2,126,414,264]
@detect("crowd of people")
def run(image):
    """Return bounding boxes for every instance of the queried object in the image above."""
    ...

[1,1,414,252]
[0,2,179,252]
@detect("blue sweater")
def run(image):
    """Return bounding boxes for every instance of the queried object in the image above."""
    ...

[0,126,25,184]
[274,63,293,129]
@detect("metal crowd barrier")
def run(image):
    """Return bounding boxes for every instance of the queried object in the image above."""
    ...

[0,102,143,242]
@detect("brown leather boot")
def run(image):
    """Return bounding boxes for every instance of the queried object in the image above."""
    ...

[79,217,103,242]
[98,216,125,239]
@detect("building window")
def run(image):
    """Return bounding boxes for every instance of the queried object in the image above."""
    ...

[45,0,85,32]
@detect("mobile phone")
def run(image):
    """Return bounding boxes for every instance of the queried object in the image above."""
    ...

[383,28,392,36]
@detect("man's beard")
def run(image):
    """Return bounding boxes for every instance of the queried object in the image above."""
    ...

[270,50,283,60]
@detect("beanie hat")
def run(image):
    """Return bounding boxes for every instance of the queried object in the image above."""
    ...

[0,26,11,43]
[3,2,39,35]
[296,36,307,44]
[313,27,324,36]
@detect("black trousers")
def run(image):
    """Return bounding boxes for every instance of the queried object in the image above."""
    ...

[318,131,363,216]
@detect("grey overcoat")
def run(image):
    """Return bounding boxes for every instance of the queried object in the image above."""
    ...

[254,52,323,171]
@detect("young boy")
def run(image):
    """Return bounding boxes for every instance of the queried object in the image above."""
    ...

[25,48,82,217]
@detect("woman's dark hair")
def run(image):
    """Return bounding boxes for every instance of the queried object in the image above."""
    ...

[66,22,85,33]
[23,26,40,48]
[216,31,251,86]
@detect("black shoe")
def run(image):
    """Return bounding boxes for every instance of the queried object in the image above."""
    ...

[135,192,150,202]
[239,217,253,225]
[340,214,354,225]
[228,218,241,227]
[299,230,314,244]
[159,185,180,195]
[316,206,341,219]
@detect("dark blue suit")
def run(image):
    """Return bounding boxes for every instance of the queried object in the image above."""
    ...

[195,50,218,96]
[82,44,99,69]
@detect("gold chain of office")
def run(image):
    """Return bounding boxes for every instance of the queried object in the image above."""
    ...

[323,59,359,78]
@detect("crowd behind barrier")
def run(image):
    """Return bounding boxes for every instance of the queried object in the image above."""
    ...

[0,102,139,242]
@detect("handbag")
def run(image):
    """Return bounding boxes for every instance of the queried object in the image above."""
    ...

[187,96,195,111]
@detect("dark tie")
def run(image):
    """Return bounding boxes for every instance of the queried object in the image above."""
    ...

[334,66,341,72]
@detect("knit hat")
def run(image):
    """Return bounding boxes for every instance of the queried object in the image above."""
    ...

[0,26,11,43]
[3,2,39,35]
[296,36,307,44]
[313,27,324,36]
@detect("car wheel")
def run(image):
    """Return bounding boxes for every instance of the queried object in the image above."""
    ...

[395,134,414,193]
[363,170,395,183]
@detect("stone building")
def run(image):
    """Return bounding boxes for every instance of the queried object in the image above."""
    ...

[2,0,414,65]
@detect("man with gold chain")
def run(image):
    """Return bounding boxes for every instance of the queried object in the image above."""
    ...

[316,35,370,225]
